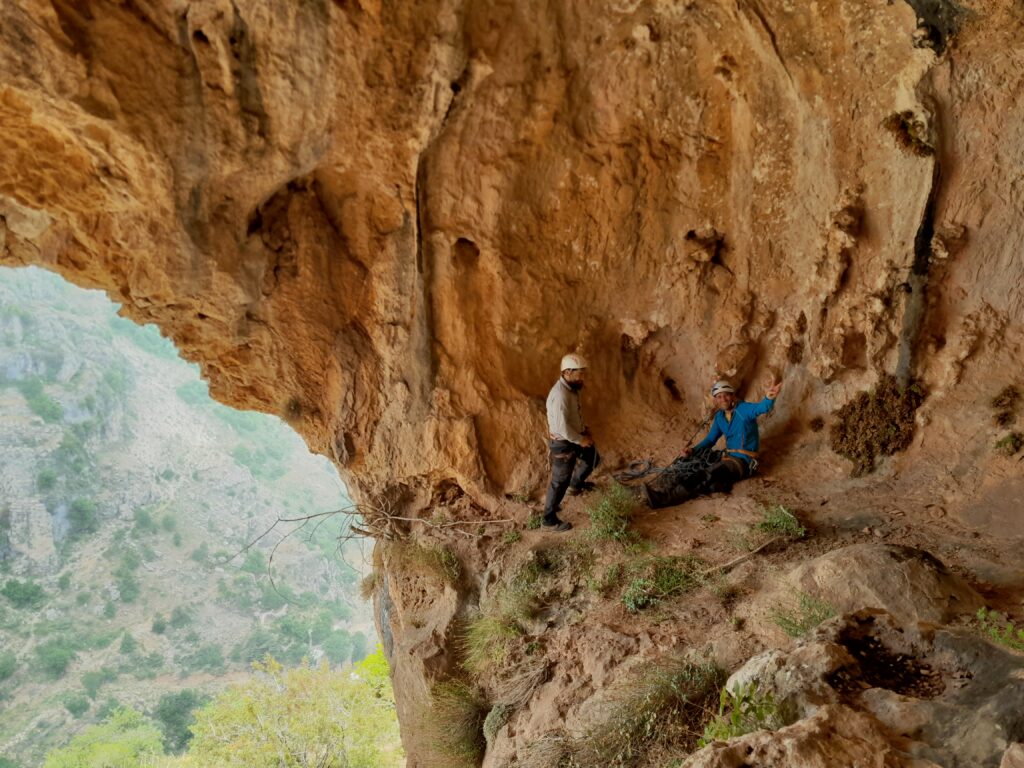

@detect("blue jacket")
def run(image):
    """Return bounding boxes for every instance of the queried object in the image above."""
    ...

[693,397,775,463]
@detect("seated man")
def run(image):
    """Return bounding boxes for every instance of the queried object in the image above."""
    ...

[644,378,781,509]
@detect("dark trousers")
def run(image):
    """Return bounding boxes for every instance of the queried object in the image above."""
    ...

[543,440,600,523]
[645,454,751,509]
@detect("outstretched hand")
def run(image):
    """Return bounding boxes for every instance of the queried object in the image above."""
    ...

[766,377,782,399]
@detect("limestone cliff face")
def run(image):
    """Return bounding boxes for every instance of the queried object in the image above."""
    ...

[3,1,1024,764]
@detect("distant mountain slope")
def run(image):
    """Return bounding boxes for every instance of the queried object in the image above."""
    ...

[0,267,371,767]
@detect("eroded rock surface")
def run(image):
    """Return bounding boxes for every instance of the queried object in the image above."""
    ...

[3,0,1024,764]
[713,610,1024,768]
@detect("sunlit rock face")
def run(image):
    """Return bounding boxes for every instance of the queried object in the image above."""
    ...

[3,0,1024,764]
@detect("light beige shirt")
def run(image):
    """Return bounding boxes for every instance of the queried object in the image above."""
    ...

[546,377,585,443]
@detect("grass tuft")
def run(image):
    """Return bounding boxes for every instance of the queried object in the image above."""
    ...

[483,702,514,744]
[391,540,462,586]
[573,658,725,766]
[771,592,836,638]
[586,483,640,544]
[994,432,1023,457]
[427,680,488,766]
[621,556,705,614]
[358,571,378,601]
[755,505,806,539]
[976,607,1024,652]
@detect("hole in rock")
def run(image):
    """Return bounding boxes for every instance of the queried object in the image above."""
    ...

[0,266,399,765]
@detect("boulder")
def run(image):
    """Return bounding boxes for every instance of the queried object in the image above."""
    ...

[785,545,982,624]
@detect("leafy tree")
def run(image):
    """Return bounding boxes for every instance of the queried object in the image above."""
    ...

[133,508,158,535]
[350,631,370,664]
[182,653,402,767]
[0,758,19,768]
[2,578,46,609]
[322,631,352,665]
[42,707,165,768]
[152,689,208,753]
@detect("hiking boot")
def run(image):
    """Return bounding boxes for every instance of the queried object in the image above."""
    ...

[542,519,573,532]
[567,481,597,496]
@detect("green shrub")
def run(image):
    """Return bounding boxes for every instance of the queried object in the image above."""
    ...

[151,615,167,634]
[976,607,1024,651]
[427,680,488,766]
[0,651,16,681]
[35,638,77,678]
[995,432,1024,457]
[178,643,225,674]
[2,579,46,609]
[64,693,91,718]
[586,483,639,544]
[169,606,192,629]
[15,377,62,422]
[240,550,267,575]
[133,508,158,535]
[57,572,71,591]
[67,498,99,541]
[37,469,58,491]
[189,543,209,565]
[82,667,118,698]
[621,556,704,613]
[699,681,782,746]
[755,505,806,539]
[120,632,138,655]
[526,515,543,530]
[771,592,837,638]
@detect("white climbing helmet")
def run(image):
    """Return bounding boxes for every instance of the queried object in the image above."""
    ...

[561,353,588,372]
[710,380,735,397]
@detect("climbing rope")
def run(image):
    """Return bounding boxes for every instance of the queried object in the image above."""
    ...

[612,448,721,484]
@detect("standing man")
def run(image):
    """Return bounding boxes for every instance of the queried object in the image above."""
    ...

[542,353,600,531]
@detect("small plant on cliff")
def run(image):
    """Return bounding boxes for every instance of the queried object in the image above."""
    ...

[621,556,705,614]
[994,432,1023,457]
[391,540,462,586]
[829,375,925,476]
[771,592,836,638]
[427,680,489,767]
[976,607,1024,652]
[587,483,640,544]
[698,681,782,747]
[572,658,724,766]
[755,505,806,539]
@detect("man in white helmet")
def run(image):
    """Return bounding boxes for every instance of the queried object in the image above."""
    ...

[541,353,600,531]
[644,377,781,508]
